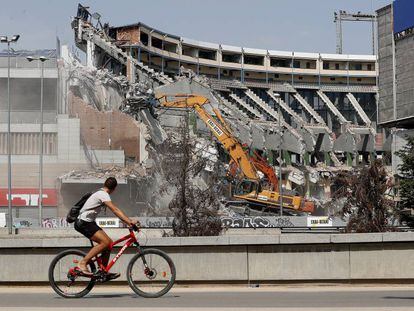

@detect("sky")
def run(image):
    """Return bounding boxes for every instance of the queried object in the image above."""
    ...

[0,0,391,55]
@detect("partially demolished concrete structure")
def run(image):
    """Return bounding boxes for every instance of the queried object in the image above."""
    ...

[67,4,386,212]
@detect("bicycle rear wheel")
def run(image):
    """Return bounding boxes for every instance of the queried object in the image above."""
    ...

[49,249,96,298]
[127,248,176,298]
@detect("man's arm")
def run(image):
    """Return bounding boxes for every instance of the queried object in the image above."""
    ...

[104,201,138,227]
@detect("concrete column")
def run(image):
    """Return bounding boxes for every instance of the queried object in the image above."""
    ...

[305,172,311,197]
[241,48,244,83]
[126,48,136,83]
[327,109,333,131]
[346,60,350,86]
[265,51,270,84]
[304,152,310,165]
[137,46,141,63]
[283,150,291,165]
[324,152,331,166]
[178,40,183,75]
[346,152,353,166]
[218,45,222,80]
[317,55,322,87]
[161,36,166,73]
[86,40,95,69]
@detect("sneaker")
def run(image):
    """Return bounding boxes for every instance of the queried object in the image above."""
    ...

[103,272,121,282]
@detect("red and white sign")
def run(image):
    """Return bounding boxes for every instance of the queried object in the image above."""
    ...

[0,189,57,207]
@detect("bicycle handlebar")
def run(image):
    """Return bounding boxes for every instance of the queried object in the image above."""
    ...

[129,224,140,232]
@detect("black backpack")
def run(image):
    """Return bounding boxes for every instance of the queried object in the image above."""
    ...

[66,191,93,223]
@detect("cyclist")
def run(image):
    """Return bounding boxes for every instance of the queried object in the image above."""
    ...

[74,177,139,279]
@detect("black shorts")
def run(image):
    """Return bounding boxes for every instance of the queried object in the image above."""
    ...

[74,219,102,239]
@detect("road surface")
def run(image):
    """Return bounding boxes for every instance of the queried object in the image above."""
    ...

[0,285,414,310]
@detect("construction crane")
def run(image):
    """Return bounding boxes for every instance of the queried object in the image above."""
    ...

[334,10,376,55]
[157,94,314,214]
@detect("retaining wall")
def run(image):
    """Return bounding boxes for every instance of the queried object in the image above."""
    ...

[1,230,414,283]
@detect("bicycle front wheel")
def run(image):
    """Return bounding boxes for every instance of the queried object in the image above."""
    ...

[127,248,176,298]
[49,249,96,298]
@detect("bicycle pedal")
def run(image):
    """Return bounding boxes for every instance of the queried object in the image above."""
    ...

[97,272,121,283]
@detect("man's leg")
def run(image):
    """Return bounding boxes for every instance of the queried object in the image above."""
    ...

[79,230,112,273]
[100,249,111,267]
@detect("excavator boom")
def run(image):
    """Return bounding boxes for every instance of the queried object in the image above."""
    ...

[157,94,314,214]
[158,94,259,181]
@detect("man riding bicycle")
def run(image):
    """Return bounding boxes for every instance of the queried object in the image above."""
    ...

[74,177,139,278]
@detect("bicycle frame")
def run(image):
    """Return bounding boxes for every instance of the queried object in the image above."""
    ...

[92,229,141,273]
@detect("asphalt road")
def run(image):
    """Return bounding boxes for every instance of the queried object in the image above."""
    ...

[1,285,414,310]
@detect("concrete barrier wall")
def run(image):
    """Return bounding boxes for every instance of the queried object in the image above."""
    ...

[1,231,414,282]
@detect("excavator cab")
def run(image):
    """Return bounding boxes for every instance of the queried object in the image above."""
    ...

[234,179,260,197]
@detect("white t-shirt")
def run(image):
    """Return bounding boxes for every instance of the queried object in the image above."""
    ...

[78,189,111,222]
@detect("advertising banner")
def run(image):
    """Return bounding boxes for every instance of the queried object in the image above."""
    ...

[0,189,57,207]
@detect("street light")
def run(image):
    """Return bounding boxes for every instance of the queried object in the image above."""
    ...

[273,93,283,216]
[27,55,48,226]
[1,34,20,234]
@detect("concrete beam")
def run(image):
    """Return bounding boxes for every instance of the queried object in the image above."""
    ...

[346,93,372,126]
[317,90,348,125]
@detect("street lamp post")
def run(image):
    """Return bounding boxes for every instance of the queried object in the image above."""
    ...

[1,35,20,235]
[27,56,48,226]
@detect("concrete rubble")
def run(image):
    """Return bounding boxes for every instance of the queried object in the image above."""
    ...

[59,57,357,216]
[67,59,152,111]
[60,164,146,181]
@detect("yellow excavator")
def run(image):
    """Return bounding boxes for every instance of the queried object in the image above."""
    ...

[157,94,314,214]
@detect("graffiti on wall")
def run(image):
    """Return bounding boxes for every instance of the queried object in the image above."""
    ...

[14,216,341,229]
[221,216,295,228]
[42,218,71,228]
[143,217,174,228]
[13,218,37,228]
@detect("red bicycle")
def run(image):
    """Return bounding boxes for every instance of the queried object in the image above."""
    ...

[48,225,176,298]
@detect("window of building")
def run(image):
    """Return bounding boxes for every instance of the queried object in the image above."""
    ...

[223,69,228,75]
[222,52,241,63]
[335,63,340,70]
[151,37,163,49]
[357,78,362,81]
[355,63,362,70]
[245,72,250,76]
[182,45,197,57]
[292,60,301,68]
[367,64,372,71]
[323,62,330,70]
[298,76,303,80]
[163,41,178,53]
[270,58,290,68]
[140,32,149,46]
[330,77,336,81]
[306,62,311,69]
[198,49,216,60]
[274,74,279,78]
[244,55,264,66]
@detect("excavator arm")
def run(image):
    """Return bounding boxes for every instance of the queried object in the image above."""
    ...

[157,94,259,181]
[157,93,314,214]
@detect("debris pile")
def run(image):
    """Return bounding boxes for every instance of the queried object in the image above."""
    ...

[60,164,146,180]
[67,59,153,111]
